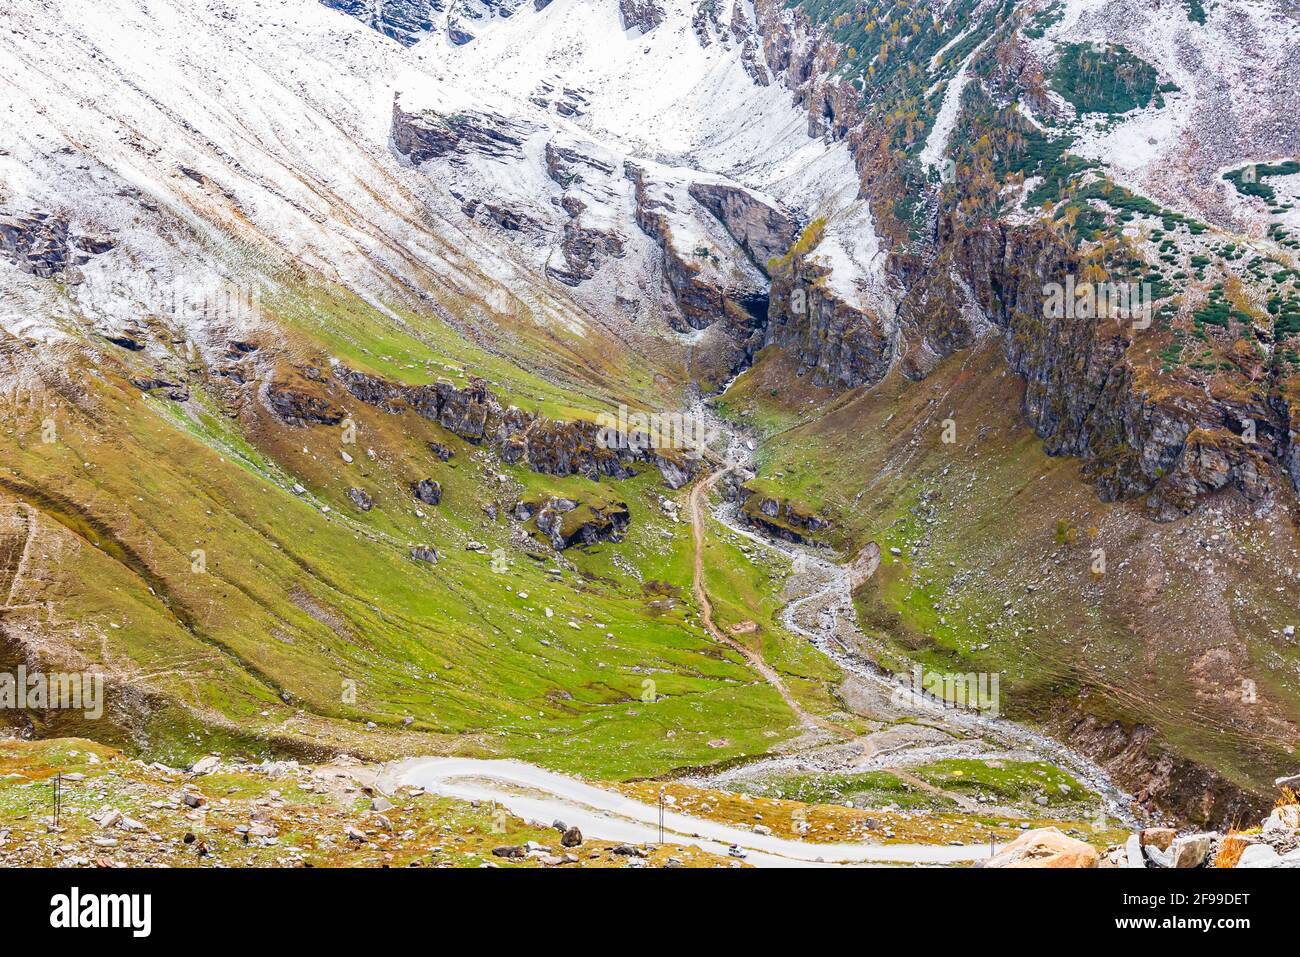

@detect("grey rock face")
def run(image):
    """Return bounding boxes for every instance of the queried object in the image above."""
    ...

[410,479,442,506]
[541,145,625,285]
[319,0,443,47]
[626,163,769,335]
[0,210,114,279]
[391,99,525,165]
[687,182,798,274]
[347,487,374,511]
[334,366,700,487]
[618,0,664,34]
[765,254,896,390]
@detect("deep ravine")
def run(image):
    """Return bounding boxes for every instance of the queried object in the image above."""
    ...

[686,395,1140,828]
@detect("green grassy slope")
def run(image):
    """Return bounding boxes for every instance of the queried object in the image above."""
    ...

[0,280,853,782]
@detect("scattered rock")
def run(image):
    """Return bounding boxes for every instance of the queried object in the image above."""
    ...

[982,828,1099,868]
[189,755,221,775]
[1171,834,1213,868]
[411,479,442,506]
[1140,827,1177,851]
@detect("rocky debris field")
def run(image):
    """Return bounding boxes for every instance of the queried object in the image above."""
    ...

[983,784,1300,868]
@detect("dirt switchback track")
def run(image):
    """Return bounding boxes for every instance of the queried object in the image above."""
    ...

[687,464,842,735]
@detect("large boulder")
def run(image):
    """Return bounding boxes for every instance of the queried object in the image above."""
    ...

[1170,834,1213,868]
[1236,844,1282,868]
[411,479,442,506]
[533,496,630,550]
[1263,803,1300,836]
[982,828,1100,868]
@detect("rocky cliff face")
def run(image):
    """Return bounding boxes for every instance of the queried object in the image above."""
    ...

[1053,711,1273,829]
[764,228,898,390]
[318,0,443,46]
[0,211,114,281]
[626,163,770,335]
[686,182,799,275]
[332,366,698,488]
[740,0,1300,518]
[618,0,664,34]
[391,98,525,164]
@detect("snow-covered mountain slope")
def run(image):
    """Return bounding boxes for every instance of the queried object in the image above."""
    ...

[0,0,888,394]
[413,0,862,212]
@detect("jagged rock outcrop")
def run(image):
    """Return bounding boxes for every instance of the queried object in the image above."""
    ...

[969,221,1286,519]
[460,197,545,235]
[391,98,524,164]
[618,0,664,34]
[739,487,830,544]
[547,197,625,285]
[410,479,442,505]
[0,211,114,280]
[765,250,896,390]
[686,182,799,275]
[1053,711,1273,828]
[130,377,189,402]
[626,163,769,336]
[532,496,630,550]
[318,0,443,46]
[347,487,373,511]
[333,366,699,487]
[263,364,347,427]
[540,145,627,284]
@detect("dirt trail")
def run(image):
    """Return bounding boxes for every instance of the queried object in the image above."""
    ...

[688,465,841,735]
[887,768,982,811]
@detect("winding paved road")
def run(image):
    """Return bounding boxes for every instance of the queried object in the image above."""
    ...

[385,756,988,867]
